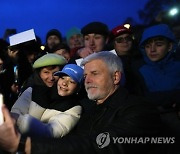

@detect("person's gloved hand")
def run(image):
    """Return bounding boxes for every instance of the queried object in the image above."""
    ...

[17,114,52,138]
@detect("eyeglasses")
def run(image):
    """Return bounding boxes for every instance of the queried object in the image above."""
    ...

[115,36,133,43]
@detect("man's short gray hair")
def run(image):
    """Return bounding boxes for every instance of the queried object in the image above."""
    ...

[81,51,124,74]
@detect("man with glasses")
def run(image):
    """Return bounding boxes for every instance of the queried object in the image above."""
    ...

[111,24,134,56]
[110,24,138,93]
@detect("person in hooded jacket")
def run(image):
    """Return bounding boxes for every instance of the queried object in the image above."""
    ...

[131,24,180,137]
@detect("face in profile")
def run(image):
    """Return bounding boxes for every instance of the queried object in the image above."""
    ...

[144,37,172,62]
[39,66,60,87]
[57,75,78,96]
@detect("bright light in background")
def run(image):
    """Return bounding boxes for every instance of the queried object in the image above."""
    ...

[169,7,179,16]
[40,45,45,50]
[124,24,131,29]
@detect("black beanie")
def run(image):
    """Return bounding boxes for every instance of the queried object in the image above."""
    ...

[46,29,62,42]
[81,22,109,36]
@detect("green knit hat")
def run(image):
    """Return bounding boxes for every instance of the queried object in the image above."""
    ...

[33,53,67,69]
[66,27,82,43]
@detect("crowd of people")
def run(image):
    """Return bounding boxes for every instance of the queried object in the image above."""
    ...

[0,21,180,154]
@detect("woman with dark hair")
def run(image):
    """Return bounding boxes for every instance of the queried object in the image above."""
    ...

[50,43,71,62]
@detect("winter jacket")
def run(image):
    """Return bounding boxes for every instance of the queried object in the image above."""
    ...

[12,85,82,138]
[11,87,32,115]
[30,87,162,154]
[11,70,47,115]
[17,102,81,138]
[132,24,180,109]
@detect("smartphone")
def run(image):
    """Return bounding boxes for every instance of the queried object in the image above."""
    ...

[0,94,4,125]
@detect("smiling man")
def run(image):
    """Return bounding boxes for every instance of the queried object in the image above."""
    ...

[76,22,109,58]
[111,25,134,56]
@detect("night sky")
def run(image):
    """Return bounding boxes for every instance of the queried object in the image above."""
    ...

[0,0,148,43]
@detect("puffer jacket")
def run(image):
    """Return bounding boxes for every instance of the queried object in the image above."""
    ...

[132,24,180,108]
[17,101,82,137]
[16,85,82,138]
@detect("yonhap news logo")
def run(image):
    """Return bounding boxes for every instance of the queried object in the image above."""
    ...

[96,132,110,148]
[96,132,175,148]
[112,136,175,144]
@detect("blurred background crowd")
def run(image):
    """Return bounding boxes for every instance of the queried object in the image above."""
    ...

[0,0,179,110]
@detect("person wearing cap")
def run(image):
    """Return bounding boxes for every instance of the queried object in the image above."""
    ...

[75,21,109,59]
[110,24,135,56]
[13,64,84,138]
[110,24,139,94]
[132,24,180,137]
[44,29,62,52]
[11,53,67,119]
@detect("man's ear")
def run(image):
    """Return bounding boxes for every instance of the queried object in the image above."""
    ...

[168,43,173,52]
[113,71,121,85]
